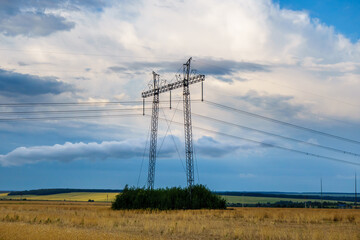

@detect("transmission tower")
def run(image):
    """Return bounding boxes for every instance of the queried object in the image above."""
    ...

[142,58,205,189]
[183,58,195,188]
[147,72,160,189]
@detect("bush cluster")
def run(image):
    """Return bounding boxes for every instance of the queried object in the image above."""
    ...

[112,184,226,210]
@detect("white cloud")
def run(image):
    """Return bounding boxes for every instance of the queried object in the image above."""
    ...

[1,0,360,166]
[0,135,257,166]
[0,140,145,166]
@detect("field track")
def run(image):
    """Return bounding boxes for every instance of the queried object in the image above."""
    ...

[0,201,359,240]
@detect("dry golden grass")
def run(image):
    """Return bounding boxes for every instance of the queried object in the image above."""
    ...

[0,201,359,240]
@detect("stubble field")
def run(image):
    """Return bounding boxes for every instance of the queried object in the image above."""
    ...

[0,201,359,240]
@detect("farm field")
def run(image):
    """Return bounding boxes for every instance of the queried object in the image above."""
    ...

[0,193,8,197]
[222,195,322,204]
[1,192,329,204]
[0,192,118,202]
[0,201,359,240]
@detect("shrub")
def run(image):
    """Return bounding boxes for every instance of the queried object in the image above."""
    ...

[112,185,226,210]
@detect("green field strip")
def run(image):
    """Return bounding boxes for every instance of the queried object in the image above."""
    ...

[221,195,343,204]
[1,192,120,202]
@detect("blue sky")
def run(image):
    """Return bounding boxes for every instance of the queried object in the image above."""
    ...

[278,0,360,42]
[0,0,359,192]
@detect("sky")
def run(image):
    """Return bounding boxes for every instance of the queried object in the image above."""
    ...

[0,0,359,192]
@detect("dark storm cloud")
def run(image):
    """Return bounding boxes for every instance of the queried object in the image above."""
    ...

[0,0,108,37]
[0,0,107,14]
[0,12,75,37]
[193,59,269,76]
[108,58,269,80]
[0,69,73,96]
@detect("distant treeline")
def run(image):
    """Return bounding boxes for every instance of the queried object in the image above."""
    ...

[112,185,226,210]
[228,200,355,209]
[217,192,357,202]
[8,189,122,196]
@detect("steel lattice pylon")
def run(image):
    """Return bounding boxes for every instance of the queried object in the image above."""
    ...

[147,72,160,189]
[142,58,204,189]
[183,58,195,188]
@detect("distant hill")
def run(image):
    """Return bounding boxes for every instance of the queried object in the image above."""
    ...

[8,188,122,196]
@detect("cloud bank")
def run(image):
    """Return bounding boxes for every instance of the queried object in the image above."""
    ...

[0,140,145,167]
[0,136,249,167]
[0,69,73,96]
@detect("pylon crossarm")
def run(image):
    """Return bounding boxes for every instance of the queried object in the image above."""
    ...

[142,74,205,98]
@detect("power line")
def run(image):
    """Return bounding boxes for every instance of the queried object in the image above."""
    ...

[0,113,142,122]
[5,102,357,157]
[0,107,152,115]
[137,122,151,188]
[152,116,360,167]
[205,100,360,145]
[189,112,360,157]
[159,103,186,173]
[0,48,184,60]
[0,99,201,107]
[0,101,143,107]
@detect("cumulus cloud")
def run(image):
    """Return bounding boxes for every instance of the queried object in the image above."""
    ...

[0,0,360,164]
[0,69,73,96]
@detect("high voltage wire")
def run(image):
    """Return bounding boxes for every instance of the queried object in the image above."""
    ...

[0,99,201,107]
[0,107,154,115]
[0,101,143,107]
[1,105,359,167]
[0,48,184,60]
[152,116,360,167]
[189,112,360,157]
[0,113,142,122]
[159,106,360,157]
[1,100,359,157]
[205,100,360,145]
[1,112,357,167]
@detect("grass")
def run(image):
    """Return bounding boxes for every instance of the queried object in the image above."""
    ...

[0,200,359,239]
[0,192,119,202]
